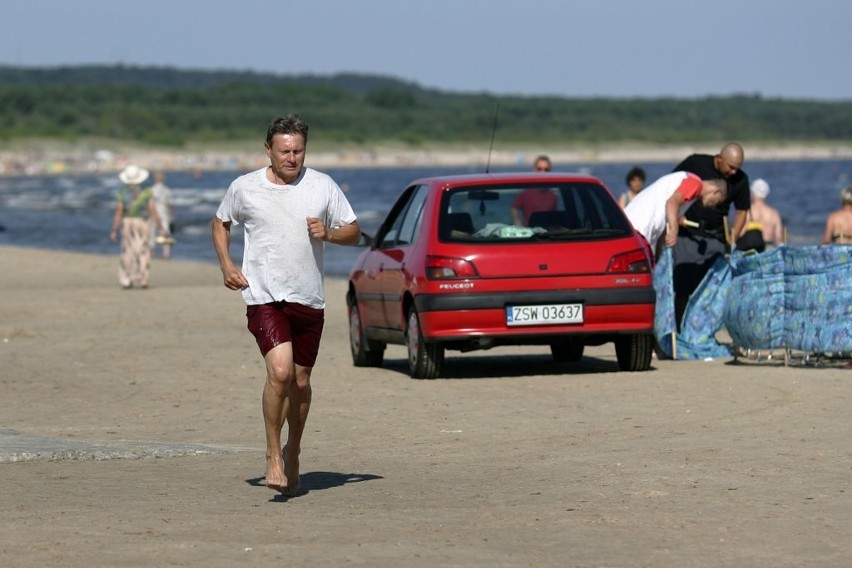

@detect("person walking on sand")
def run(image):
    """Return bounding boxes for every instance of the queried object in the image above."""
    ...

[110,164,168,289]
[211,114,361,496]
[150,171,175,258]
[822,186,852,244]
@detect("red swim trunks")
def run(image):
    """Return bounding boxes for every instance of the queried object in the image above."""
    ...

[246,301,325,367]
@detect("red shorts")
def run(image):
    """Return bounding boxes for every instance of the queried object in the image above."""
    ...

[246,301,325,367]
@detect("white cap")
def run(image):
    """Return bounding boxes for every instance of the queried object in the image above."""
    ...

[751,178,770,199]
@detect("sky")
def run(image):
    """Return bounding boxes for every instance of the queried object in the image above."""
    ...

[1,0,850,100]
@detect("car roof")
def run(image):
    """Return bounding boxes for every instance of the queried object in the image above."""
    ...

[409,171,605,188]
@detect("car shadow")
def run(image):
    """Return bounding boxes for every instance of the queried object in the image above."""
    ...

[381,353,624,379]
[246,471,384,502]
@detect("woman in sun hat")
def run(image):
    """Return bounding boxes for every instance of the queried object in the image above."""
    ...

[109,164,168,288]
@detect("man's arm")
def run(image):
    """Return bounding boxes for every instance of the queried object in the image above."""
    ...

[730,173,751,243]
[730,210,748,244]
[307,218,361,245]
[822,212,836,244]
[211,217,249,290]
[664,192,688,247]
[771,211,785,245]
[109,203,123,241]
[328,221,361,245]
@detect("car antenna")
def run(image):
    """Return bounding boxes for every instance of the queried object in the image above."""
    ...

[485,102,500,174]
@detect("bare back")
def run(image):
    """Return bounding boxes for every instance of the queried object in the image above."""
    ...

[747,201,784,245]
[823,209,852,244]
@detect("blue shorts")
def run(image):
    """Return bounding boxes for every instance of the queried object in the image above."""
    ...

[246,301,325,367]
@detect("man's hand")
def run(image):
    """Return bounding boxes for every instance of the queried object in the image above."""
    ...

[221,264,249,291]
[306,217,329,241]
[664,226,678,248]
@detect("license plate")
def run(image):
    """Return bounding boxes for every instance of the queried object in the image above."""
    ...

[506,303,583,326]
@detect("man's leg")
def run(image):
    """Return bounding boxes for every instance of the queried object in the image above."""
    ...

[673,234,726,331]
[261,342,294,492]
[283,364,312,495]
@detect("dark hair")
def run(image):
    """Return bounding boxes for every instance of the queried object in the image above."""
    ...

[266,114,309,146]
[533,155,552,172]
[625,166,646,185]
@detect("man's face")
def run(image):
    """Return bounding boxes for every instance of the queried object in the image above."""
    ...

[715,154,742,178]
[265,133,306,184]
[534,159,551,172]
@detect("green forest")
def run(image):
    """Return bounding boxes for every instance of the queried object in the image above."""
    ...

[1,64,851,148]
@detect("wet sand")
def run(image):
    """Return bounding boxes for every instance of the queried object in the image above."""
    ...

[1,245,850,567]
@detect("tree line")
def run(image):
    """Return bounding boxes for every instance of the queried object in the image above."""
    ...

[1,64,850,147]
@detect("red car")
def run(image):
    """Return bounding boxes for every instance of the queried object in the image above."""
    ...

[346,172,655,378]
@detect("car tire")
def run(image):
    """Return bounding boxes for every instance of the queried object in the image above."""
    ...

[550,341,584,362]
[349,301,385,367]
[615,334,653,371]
[407,308,443,379]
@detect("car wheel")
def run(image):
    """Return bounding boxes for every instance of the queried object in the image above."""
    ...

[615,334,653,371]
[407,308,443,379]
[349,301,385,367]
[550,341,584,362]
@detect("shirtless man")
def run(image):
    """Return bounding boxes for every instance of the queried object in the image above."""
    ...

[743,178,784,246]
[822,186,852,244]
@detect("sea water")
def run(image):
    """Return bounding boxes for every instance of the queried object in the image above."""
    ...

[1,159,849,277]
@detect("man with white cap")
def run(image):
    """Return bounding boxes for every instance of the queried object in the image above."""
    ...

[741,178,784,247]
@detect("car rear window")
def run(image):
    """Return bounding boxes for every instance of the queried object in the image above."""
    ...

[440,182,633,242]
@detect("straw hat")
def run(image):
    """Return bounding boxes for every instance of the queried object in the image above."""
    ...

[118,164,150,185]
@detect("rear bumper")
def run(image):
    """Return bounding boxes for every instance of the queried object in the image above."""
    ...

[413,288,655,341]
[414,287,654,312]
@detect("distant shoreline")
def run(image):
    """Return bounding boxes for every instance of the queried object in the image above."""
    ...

[3,141,852,176]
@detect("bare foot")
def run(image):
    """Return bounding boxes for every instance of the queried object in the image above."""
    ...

[265,454,287,492]
[282,444,301,496]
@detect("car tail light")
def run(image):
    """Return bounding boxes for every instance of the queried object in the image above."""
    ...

[426,255,479,280]
[606,249,651,273]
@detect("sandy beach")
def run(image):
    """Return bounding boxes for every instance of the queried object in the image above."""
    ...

[2,244,851,567]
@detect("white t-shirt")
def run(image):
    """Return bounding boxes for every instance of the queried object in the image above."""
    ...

[216,167,357,308]
[151,182,173,226]
[624,171,702,250]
